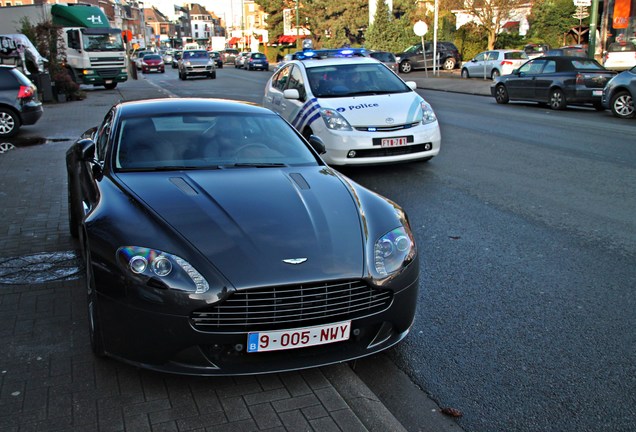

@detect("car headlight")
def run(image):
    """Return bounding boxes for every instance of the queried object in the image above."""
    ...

[320,108,353,131]
[396,56,402,62]
[141,61,147,66]
[208,60,214,66]
[185,61,192,66]
[117,246,209,293]
[420,100,437,124]
[374,226,416,278]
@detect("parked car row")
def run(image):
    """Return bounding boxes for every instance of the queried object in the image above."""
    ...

[490,56,636,120]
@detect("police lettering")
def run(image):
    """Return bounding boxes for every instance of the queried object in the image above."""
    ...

[347,103,379,110]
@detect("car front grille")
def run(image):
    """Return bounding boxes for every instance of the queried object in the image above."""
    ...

[354,121,421,132]
[190,280,393,332]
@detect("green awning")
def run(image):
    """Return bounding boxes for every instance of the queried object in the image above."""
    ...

[51,4,111,28]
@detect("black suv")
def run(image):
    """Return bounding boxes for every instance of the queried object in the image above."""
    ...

[395,41,462,73]
[0,65,43,138]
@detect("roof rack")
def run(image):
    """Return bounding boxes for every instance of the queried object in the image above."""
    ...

[292,48,369,60]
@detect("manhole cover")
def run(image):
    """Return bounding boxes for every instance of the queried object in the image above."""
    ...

[0,251,83,284]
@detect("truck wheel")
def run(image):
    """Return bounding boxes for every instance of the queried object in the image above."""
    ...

[104,83,117,90]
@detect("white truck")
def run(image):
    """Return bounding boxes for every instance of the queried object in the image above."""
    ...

[51,3,127,89]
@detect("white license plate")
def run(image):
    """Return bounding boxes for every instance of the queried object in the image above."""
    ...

[247,321,351,353]
[150,68,157,71]
[381,137,408,148]
[105,80,113,84]
[593,90,603,96]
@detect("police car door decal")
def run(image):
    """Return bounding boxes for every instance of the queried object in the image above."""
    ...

[292,98,321,131]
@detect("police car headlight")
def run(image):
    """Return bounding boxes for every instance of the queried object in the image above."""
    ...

[320,108,352,131]
[420,101,437,125]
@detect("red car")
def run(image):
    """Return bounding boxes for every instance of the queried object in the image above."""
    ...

[141,54,165,73]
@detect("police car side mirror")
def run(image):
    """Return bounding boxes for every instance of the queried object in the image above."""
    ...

[308,135,326,155]
[405,81,417,91]
[283,89,300,100]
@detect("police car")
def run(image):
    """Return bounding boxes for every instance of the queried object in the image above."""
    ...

[263,49,441,166]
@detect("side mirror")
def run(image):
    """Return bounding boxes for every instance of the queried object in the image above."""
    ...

[283,89,300,100]
[308,134,326,155]
[405,81,417,90]
[79,138,96,162]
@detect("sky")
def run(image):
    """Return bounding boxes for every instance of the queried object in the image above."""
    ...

[144,0,243,28]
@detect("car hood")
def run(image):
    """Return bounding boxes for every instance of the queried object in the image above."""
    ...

[116,167,365,288]
[318,92,423,127]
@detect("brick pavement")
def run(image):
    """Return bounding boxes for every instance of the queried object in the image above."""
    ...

[0,78,408,432]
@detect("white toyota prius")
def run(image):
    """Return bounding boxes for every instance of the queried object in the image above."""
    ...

[263,51,441,166]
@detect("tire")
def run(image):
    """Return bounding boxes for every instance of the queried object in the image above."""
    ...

[67,173,79,238]
[442,57,456,70]
[549,88,567,110]
[491,69,501,80]
[103,82,117,90]
[610,90,635,119]
[399,61,412,74]
[0,107,19,138]
[494,84,509,104]
[85,241,105,357]
[461,68,470,79]
[210,71,216,79]
[593,101,605,111]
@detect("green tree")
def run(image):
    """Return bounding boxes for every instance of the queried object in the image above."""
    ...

[526,0,580,48]
[306,0,368,47]
[365,0,414,52]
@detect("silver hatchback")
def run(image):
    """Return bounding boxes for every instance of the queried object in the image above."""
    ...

[461,49,529,80]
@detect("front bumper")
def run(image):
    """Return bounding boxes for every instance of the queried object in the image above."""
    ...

[93,266,419,375]
[183,65,214,77]
[319,121,441,166]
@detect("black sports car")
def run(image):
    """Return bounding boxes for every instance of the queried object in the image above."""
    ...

[491,56,616,110]
[66,98,419,375]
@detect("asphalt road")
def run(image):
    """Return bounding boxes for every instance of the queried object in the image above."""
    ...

[145,67,636,432]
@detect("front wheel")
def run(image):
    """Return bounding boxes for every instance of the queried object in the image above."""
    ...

[85,243,105,357]
[494,84,509,104]
[210,71,216,79]
[610,90,635,119]
[461,68,469,79]
[399,61,412,74]
[0,107,19,138]
[549,88,567,110]
[104,82,117,90]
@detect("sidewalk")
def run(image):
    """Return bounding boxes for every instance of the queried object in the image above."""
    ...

[410,71,493,96]
[0,78,461,432]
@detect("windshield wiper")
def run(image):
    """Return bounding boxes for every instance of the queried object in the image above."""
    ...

[348,90,394,96]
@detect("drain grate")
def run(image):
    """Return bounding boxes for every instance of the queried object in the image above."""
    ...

[0,251,83,284]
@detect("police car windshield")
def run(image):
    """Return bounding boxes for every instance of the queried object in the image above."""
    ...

[307,63,411,98]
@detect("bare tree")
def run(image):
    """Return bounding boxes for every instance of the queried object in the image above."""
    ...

[455,0,528,49]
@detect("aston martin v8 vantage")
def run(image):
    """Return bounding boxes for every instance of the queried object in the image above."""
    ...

[66,98,420,375]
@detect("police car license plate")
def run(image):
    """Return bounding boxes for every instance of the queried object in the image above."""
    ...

[247,321,351,353]
[381,137,408,147]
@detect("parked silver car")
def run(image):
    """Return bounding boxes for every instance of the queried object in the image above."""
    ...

[461,49,529,80]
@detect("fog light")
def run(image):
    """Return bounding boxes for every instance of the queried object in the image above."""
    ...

[347,150,357,158]
[424,143,432,151]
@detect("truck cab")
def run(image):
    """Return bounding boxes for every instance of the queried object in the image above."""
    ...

[52,4,127,89]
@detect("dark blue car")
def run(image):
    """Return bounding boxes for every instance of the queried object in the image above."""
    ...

[245,52,269,71]
[602,65,636,118]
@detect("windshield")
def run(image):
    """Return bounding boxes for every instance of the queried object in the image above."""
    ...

[82,33,124,52]
[115,112,319,171]
[307,63,411,98]
[184,50,209,59]
[403,44,421,53]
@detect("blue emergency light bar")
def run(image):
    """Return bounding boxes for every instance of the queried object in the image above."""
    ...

[292,48,369,60]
